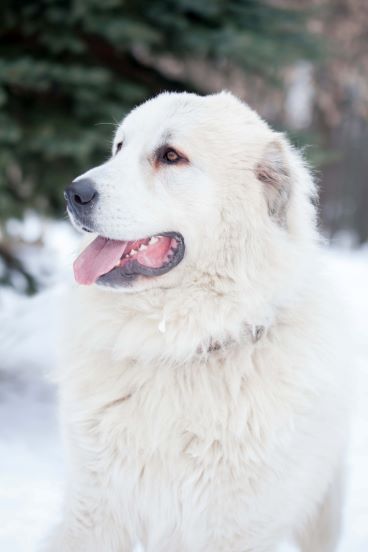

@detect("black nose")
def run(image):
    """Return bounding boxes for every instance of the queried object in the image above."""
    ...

[64,178,98,209]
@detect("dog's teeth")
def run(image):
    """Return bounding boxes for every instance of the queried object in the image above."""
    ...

[139,244,147,251]
[149,237,158,245]
[130,249,137,255]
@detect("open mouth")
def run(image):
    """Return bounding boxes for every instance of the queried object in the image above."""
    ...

[73,232,185,287]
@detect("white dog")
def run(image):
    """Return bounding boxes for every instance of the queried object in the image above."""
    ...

[44,92,350,552]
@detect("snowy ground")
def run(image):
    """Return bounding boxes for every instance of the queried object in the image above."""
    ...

[0,223,367,550]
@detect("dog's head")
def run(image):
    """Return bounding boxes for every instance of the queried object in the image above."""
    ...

[66,92,317,300]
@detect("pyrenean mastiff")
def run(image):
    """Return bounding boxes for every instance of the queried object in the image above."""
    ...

[44,92,350,552]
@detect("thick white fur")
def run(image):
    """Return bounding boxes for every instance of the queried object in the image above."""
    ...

[44,92,350,551]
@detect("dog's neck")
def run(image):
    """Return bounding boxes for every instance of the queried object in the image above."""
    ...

[72,275,276,365]
[137,282,272,361]
[201,323,266,356]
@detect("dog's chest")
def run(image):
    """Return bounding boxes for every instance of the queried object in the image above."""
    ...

[64,337,346,549]
[69,349,305,549]
[100,353,247,436]
[79,349,290,487]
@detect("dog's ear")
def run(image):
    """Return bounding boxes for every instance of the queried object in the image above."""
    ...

[255,139,291,227]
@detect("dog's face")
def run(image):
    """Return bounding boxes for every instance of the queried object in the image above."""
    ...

[66,92,316,294]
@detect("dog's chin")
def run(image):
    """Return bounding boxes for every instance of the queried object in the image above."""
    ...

[97,270,182,294]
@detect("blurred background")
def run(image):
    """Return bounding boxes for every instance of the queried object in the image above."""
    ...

[0,1,367,551]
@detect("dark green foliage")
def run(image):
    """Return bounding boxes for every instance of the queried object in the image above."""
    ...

[0,0,321,220]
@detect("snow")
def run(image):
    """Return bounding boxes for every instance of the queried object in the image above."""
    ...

[0,224,367,550]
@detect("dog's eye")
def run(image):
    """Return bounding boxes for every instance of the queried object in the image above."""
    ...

[115,141,123,155]
[162,148,180,164]
[155,146,188,167]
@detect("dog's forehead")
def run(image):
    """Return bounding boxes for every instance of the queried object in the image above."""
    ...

[114,91,267,150]
[116,93,204,144]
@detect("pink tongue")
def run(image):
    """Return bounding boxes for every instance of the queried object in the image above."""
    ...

[73,236,128,285]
